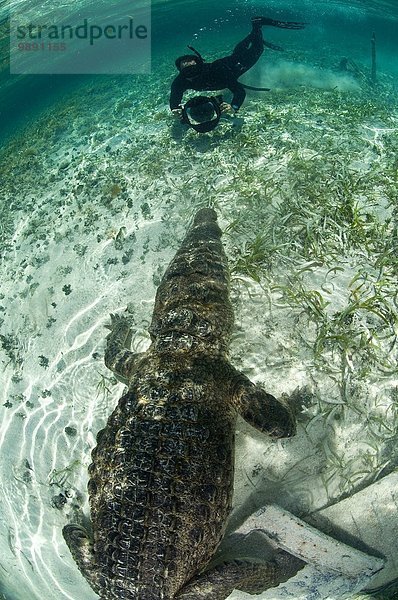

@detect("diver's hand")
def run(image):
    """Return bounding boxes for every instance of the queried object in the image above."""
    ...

[220,102,235,114]
[171,108,183,120]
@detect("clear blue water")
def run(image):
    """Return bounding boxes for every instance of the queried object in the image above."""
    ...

[1,0,397,142]
[0,0,397,599]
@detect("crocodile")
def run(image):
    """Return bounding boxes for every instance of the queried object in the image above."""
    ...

[63,208,302,599]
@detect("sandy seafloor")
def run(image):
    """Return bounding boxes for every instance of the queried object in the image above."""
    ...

[0,46,398,600]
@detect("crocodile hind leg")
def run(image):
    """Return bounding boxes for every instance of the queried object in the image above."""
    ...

[176,552,304,599]
[62,524,101,595]
[104,313,144,384]
[229,367,296,438]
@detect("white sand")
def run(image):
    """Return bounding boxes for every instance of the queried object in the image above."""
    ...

[0,66,397,599]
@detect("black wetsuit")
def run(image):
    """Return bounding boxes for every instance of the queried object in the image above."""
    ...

[170,27,264,111]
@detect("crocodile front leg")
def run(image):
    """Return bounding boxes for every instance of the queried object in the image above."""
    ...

[176,552,304,599]
[230,368,296,438]
[104,313,144,383]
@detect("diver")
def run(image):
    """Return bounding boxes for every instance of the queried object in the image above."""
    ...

[170,16,306,120]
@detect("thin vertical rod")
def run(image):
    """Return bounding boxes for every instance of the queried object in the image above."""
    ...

[371,32,376,85]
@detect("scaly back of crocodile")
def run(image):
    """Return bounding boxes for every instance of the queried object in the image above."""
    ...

[63,208,297,600]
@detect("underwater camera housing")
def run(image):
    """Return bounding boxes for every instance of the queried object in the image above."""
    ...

[181,95,223,133]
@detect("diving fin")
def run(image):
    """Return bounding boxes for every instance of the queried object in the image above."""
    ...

[253,17,306,30]
[241,83,271,92]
